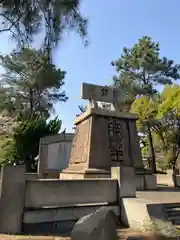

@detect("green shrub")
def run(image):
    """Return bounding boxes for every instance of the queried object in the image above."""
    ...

[0,116,61,172]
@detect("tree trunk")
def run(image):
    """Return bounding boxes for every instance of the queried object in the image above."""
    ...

[29,88,33,115]
[172,160,178,188]
[147,123,156,173]
[172,147,180,188]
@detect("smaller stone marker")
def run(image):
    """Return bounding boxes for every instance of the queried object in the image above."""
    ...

[111,166,136,198]
[38,133,74,178]
[71,207,117,240]
[0,165,26,234]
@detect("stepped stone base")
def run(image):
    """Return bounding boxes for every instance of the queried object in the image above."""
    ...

[60,166,157,190]
[43,170,60,179]
[59,168,110,179]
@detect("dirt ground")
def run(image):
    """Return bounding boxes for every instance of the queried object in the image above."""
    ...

[0,228,159,240]
[0,236,70,240]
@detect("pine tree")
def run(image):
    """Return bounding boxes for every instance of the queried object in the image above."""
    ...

[112,36,180,172]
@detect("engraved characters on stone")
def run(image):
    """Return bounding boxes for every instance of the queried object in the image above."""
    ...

[108,120,124,162]
[101,88,108,97]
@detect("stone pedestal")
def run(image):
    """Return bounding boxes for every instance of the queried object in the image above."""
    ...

[60,108,144,179]
[60,168,110,179]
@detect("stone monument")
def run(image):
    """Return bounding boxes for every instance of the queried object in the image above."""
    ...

[60,83,148,180]
[38,133,74,178]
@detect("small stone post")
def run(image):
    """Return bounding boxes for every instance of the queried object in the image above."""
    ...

[111,166,136,199]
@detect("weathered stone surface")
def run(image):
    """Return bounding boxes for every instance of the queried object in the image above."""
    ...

[38,133,74,178]
[81,82,124,104]
[107,118,131,166]
[111,166,136,198]
[70,118,91,165]
[68,113,135,172]
[71,207,117,240]
[62,83,145,179]
[0,165,26,234]
[60,168,110,179]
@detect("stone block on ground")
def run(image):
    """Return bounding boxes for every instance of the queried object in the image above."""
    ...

[71,206,117,240]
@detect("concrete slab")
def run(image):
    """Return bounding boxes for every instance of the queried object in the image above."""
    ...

[137,187,180,203]
[25,179,118,208]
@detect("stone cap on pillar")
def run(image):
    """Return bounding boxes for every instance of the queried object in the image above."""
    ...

[74,107,138,125]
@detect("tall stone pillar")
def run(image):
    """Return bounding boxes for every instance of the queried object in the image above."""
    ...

[60,108,144,179]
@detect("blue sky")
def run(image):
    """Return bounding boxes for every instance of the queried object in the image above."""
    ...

[1,0,180,132]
